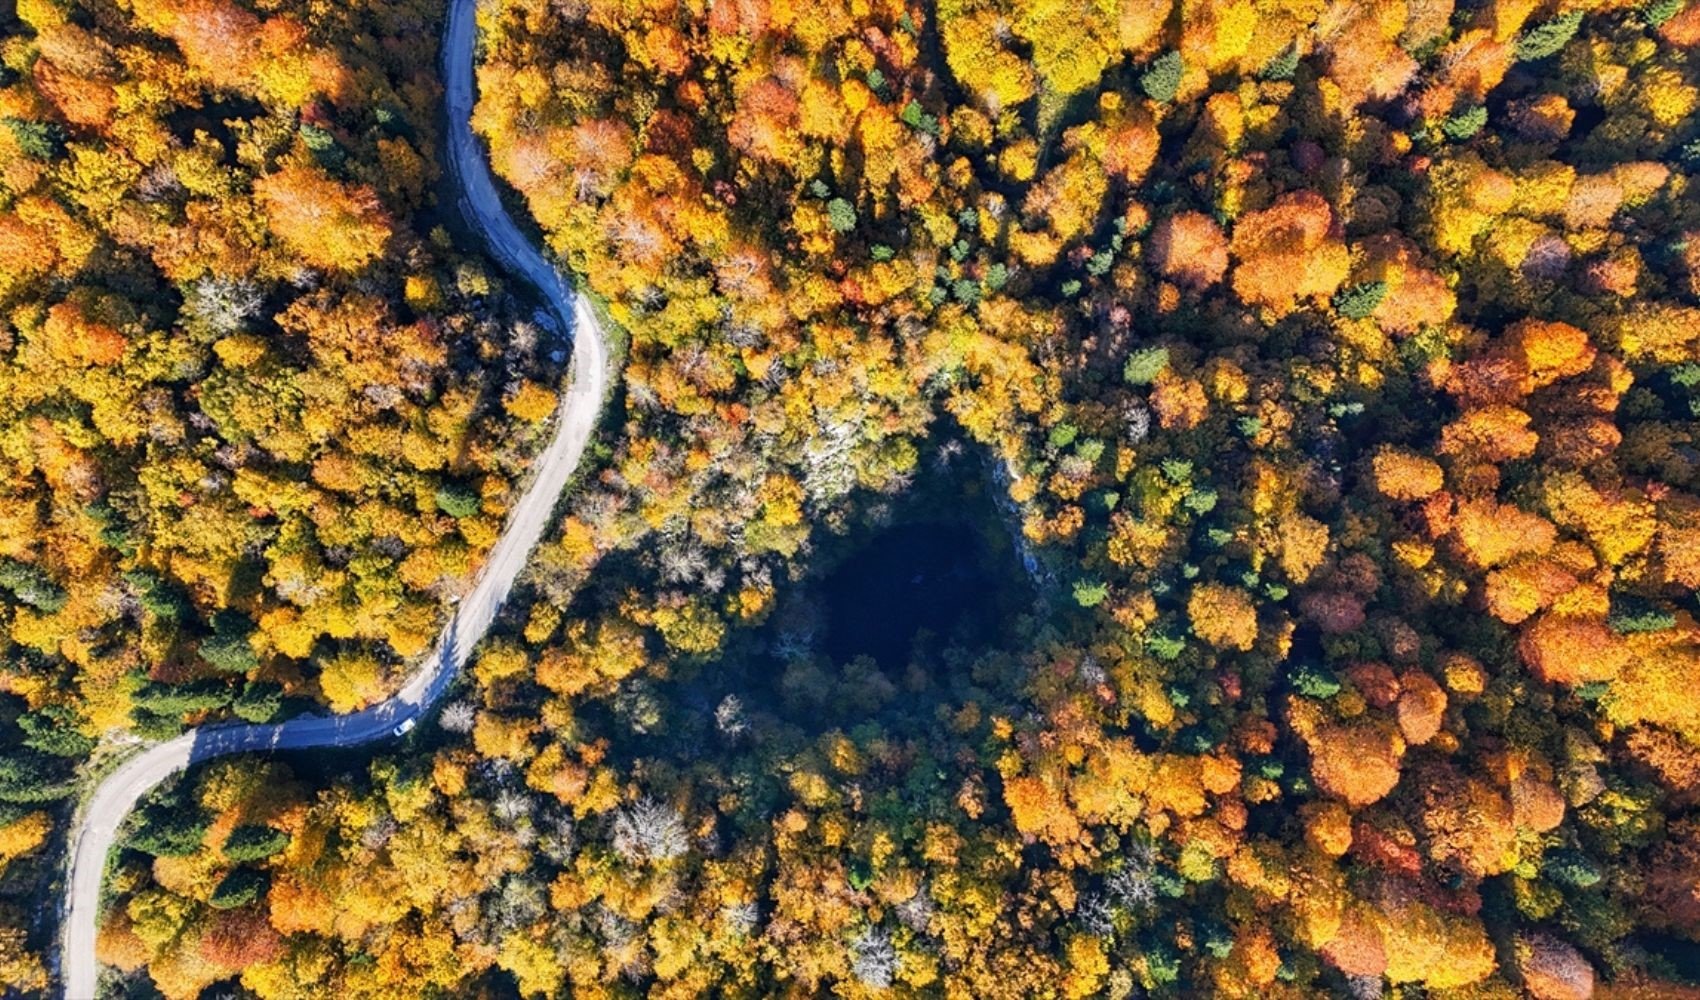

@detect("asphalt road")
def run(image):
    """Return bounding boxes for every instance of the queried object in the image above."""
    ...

[57,1,612,992]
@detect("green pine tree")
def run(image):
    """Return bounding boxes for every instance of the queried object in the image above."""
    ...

[1515,11,1583,62]
[1140,52,1184,103]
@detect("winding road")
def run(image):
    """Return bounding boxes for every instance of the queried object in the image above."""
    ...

[58,2,612,994]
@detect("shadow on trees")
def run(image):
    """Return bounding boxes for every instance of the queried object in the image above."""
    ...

[603,428,1040,769]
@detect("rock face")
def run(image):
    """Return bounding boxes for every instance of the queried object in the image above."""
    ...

[1518,933,1595,1000]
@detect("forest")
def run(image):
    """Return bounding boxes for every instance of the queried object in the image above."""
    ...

[5,0,1700,995]
[0,0,566,984]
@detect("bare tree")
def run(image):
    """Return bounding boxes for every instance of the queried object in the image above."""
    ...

[714,695,747,738]
[721,900,760,936]
[611,797,689,864]
[1075,892,1114,938]
[895,884,936,935]
[538,810,576,866]
[1125,400,1152,443]
[494,789,532,827]
[182,275,264,336]
[1106,858,1156,911]
[439,701,476,734]
[850,927,898,990]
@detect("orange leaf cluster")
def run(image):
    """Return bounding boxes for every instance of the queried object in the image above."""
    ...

[1228,191,1349,316]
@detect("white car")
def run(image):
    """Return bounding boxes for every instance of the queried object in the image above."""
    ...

[393,717,417,737]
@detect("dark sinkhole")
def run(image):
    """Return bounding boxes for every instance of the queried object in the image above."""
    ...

[561,431,1039,751]
[817,520,1002,672]
[753,431,1039,721]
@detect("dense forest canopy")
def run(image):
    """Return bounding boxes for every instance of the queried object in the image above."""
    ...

[0,0,565,982]
[6,0,1700,995]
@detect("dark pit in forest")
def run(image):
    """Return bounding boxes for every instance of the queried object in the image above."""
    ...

[817,520,1005,673]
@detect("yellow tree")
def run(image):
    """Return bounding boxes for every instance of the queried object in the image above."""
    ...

[255,160,393,272]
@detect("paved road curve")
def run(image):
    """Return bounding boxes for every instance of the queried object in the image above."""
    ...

[58,2,612,993]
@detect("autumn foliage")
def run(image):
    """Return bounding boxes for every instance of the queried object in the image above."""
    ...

[255,161,393,272]
[1228,192,1350,317]
[17,0,1700,993]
